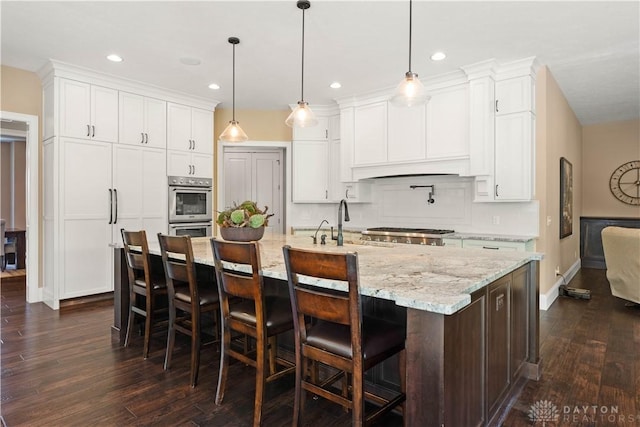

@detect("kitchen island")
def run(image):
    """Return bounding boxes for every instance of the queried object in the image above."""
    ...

[114,234,542,426]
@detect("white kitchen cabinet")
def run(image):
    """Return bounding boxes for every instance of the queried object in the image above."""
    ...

[494,112,534,201]
[462,239,533,252]
[292,115,330,141]
[292,140,331,202]
[119,92,167,148]
[167,150,213,179]
[425,84,469,159]
[495,76,534,116]
[387,102,426,163]
[112,144,167,244]
[59,78,118,142]
[167,103,214,154]
[59,138,114,299]
[353,101,387,166]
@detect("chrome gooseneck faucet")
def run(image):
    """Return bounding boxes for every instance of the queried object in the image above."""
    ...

[334,199,350,246]
[312,219,329,244]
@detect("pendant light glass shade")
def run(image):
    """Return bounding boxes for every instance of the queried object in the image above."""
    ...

[219,36,248,142]
[219,120,248,142]
[285,101,318,127]
[391,0,429,107]
[286,0,318,128]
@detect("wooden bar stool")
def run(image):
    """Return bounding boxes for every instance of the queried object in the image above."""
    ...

[121,229,168,359]
[211,238,295,427]
[282,245,406,427]
[158,233,220,387]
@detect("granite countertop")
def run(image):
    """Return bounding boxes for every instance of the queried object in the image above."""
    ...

[149,233,542,315]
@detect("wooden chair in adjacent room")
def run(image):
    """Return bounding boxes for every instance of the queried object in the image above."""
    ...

[121,229,168,359]
[282,246,407,427]
[211,238,295,427]
[158,233,220,387]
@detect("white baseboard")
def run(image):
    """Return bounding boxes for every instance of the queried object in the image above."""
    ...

[540,259,581,310]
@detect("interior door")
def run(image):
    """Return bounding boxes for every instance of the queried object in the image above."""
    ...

[223,149,283,234]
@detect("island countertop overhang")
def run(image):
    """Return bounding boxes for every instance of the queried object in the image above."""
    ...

[152,234,542,315]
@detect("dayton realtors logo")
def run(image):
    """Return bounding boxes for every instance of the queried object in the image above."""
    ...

[529,400,640,425]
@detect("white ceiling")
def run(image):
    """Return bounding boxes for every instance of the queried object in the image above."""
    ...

[1,1,638,125]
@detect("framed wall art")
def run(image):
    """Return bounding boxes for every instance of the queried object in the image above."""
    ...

[560,157,573,239]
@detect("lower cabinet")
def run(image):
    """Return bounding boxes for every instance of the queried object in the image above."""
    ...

[487,275,511,416]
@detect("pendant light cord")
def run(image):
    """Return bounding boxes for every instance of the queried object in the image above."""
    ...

[408,0,413,73]
[232,42,236,122]
[301,5,306,102]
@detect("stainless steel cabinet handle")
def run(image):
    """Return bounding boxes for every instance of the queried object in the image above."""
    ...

[325,190,328,199]
[141,132,145,144]
[92,125,95,138]
[113,189,118,223]
[87,125,91,137]
[495,185,499,197]
[483,246,500,250]
[192,165,195,175]
[495,100,499,112]
[144,133,148,144]
[345,188,350,199]
[108,189,113,224]
[192,140,195,151]
[325,129,328,139]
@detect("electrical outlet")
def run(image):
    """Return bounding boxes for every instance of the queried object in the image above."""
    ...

[555,266,560,275]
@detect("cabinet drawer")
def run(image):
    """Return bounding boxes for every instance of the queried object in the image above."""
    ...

[462,240,524,251]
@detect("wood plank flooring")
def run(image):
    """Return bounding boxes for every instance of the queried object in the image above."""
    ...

[1,268,638,426]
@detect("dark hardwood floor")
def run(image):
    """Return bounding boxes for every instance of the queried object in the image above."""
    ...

[1,268,638,426]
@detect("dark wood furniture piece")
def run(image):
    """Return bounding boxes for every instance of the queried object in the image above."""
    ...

[3,227,25,270]
[282,245,406,426]
[580,216,640,269]
[211,238,295,426]
[158,234,220,387]
[121,229,168,359]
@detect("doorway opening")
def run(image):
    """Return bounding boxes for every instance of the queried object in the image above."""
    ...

[0,111,40,303]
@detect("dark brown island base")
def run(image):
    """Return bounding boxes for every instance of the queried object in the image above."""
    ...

[113,234,542,426]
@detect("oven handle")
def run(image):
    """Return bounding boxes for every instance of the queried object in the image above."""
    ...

[169,222,213,229]
[170,187,212,193]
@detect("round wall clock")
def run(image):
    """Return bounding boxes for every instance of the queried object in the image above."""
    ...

[609,160,640,205]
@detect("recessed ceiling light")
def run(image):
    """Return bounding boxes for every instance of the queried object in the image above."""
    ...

[208,83,220,90]
[180,57,201,66]
[106,54,123,63]
[430,52,446,61]
[330,82,342,89]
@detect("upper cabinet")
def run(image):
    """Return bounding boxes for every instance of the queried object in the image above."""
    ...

[467,58,538,202]
[59,78,118,143]
[119,92,167,148]
[292,115,330,141]
[167,103,214,154]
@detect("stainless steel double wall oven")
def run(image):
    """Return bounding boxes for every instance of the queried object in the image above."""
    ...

[168,176,213,237]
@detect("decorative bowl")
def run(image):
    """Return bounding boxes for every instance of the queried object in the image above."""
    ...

[219,226,265,242]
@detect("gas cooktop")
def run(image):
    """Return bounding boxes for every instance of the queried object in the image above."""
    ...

[361,227,455,246]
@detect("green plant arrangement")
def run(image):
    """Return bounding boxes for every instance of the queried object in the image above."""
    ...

[216,200,274,228]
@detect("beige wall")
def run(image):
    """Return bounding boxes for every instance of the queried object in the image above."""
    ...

[582,119,640,217]
[536,67,583,295]
[213,109,292,142]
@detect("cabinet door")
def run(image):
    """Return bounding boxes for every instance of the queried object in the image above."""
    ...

[292,115,330,140]
[144,97,167,149]
[119,92,146,146]
[292,140,330,202]
[487,275,511,416]
[167,150,192,176]
[112,145,144,241]
[354,102,387,166]
[462,240,521,251]
[60,79,91,139]
[60,138,113,298]
[387,103,426,163]
[191,107,213,155]
[223,151,252,209]
[495,112,533,201]
[495,76,533,115]
[90,85,119,143]
[426,85,469,159]
[191,153,213,178]
[167,103,192,151]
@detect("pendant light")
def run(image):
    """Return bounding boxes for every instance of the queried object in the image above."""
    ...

[285,0,318,128]
[390,0,429,107]
[219,37,249,142]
